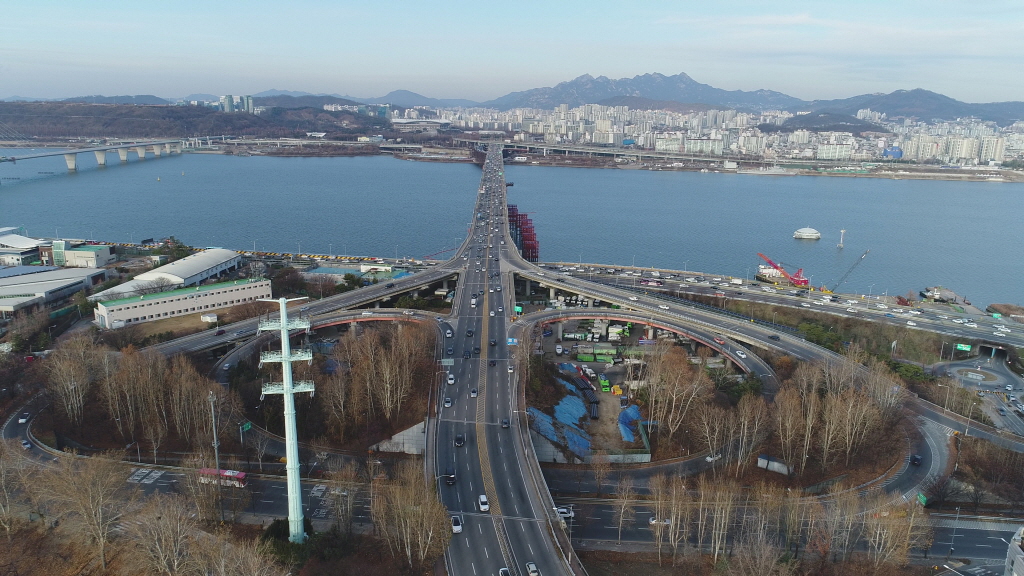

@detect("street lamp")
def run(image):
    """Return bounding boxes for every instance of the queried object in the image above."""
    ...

[947,506,961,558]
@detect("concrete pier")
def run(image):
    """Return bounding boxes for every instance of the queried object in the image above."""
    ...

[135,146,147,160]
[93,150,106,166]
[117,148,129,162]
[152,145,162,157]
[63,153,76,171]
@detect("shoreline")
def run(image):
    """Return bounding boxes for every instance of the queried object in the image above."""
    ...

[5,141,1021,183]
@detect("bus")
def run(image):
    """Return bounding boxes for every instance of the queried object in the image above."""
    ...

[198,468,248,488]
[640,279,664,287]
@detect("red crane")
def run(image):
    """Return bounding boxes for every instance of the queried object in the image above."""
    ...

[757,253,809,286]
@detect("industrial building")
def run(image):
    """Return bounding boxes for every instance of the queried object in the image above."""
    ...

[89,248,242,301]
[94,278,271,329]
[39,241,116,268]
[0,266,108,317]
[0,228,49,266]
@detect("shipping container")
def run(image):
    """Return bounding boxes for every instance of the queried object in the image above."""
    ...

[576,353,595,362]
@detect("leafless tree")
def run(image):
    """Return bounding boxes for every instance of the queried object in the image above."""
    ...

[648,473,670,564]
[590,454,611,497]
[863,357,907,423]
[863,491,931,570]
[834,389,879,466]
[612,476,637,544]
[196,531,285,576]
[35,451,140,570]
[125,493,201,575]
[774,386,802,469]
[370,461,450,571]
[667,475,692,564]
[179,454,221,523]
[327,461,362,537]
[709,480,737,564]
[698,404,731,468]
[45,333,101,426]
[251,432,272,472]
[732,395,769,477]
[0,439,29,540]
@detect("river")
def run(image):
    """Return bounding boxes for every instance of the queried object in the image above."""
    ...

[0,149,1020,307]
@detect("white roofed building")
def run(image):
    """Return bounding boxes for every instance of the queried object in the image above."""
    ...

[89,248,242,302]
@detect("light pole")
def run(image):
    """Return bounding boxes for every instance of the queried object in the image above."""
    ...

[126,441,140,463]
[869,284,875,300]
[947,506,961,558]
[208,390,224,523]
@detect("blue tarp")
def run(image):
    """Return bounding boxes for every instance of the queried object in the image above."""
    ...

[618,404,641,443]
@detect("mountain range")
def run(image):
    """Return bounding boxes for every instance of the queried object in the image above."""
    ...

[4,72,1023,125]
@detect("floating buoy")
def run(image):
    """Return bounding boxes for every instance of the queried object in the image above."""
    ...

[157,177,161,181]
[181,171,184,176]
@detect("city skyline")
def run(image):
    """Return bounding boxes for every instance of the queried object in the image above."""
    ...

[2,0,1023,103]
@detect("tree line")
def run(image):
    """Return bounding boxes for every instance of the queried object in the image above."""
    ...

[612,472,931,575]
[641,343,908,480]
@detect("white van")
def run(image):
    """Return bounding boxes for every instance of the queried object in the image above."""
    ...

[555,344,563,355]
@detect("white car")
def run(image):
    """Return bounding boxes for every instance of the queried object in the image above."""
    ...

[451,516,463,534]
[995,324,1007,330]
[998,327,1011,333]
[648,517,671,526]
[846,300,858,305]
[628,296,638,301]
[735,351,747,359]
[846,308,857,313]
[952,318,965,324]
[402,310,415,315]
[938,315,949,319]
[705,453,722,463]
[489,288,494,293]
[801,303,812,308]
[555,507,574,518]
[965,323,978,328]
[907,321,917,326]
[447,373,455,385]
[508,365,514,373]
[17,413,29,424]
[443,397,452,408]
[490,311,495,317]
[995,332,1007,337]
[876,304,888,309]
[658,304,670,310]
[478,495,490,512]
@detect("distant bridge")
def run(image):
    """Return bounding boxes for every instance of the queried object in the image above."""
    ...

[0,139,183,171]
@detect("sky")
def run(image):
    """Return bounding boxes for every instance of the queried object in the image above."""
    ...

[2,0,1022,103]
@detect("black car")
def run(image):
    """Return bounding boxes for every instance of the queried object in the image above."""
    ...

[446,347,454,356]
[769,335,780,341]
[454,434,465,447]
[489,360,496,366]
[489,339,497,346]
[473,346,481,354]
[910,454,922,466]
[463,350,471,359]
[501,419,510,428]
[466,329,474,337]
[385,283,395,288]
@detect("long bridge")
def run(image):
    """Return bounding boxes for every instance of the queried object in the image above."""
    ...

[0,139,183,170]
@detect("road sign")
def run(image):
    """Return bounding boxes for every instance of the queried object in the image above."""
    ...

[514,305,523,313]
[956,343,972,351]
[917,493,927,506]
[507,338,519,346]
[240,422,252,432]
[440,359,454,366]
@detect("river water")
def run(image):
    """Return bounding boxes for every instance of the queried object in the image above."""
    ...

[0,149,1020,307]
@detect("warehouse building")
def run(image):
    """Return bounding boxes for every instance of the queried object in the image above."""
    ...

[89,248,242,301]
[0,266,108,317]
[94,278,271,329]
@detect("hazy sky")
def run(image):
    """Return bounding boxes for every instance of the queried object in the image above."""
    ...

[2,0,1021,102]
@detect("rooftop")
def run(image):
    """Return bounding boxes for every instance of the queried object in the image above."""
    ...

[98,278,268,308]
[135,248,239,282]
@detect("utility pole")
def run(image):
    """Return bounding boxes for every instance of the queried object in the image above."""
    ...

[209,390,224,523]
[258,297,315,543]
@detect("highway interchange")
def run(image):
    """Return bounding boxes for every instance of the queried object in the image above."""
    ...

[4,144,1024,574]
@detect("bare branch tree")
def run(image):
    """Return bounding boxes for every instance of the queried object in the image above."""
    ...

[0,439,30,540]
[612,476,637,544]
[36,451,140,570]
[125,493,201,575]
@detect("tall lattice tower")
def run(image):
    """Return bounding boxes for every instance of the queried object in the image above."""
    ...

[258,297,314,543]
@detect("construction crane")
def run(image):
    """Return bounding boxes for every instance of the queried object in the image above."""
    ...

[823,249,869,293]
[757,253,809,286]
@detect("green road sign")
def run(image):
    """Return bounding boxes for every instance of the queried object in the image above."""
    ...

[956,343,972,351]
[514,305,523,313]
[993,313,1002,318]
[240,422,252,432]
[917,492,927,506]
[440,359,455,366]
